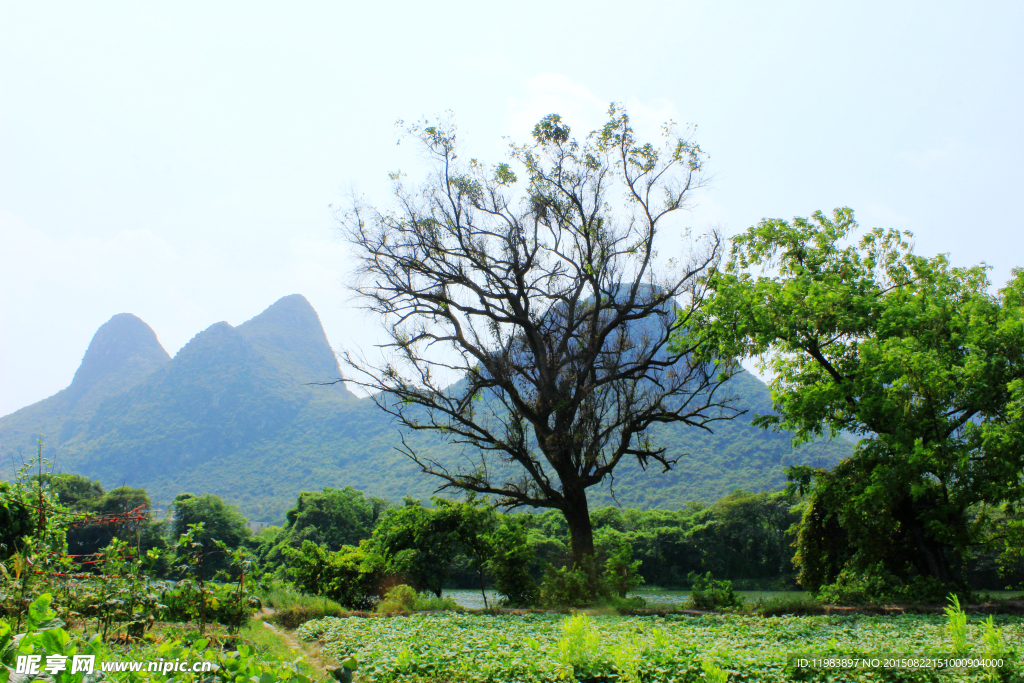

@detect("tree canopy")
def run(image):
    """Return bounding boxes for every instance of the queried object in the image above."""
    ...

[284,486,391,551]
[172,492,252,574]
[340,105,740,573]
[686,208,1024,586]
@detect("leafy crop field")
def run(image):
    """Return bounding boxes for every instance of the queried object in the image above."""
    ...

[298,612,1024,682]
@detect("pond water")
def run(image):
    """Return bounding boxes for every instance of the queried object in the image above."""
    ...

[443,588,1022,610]
[442,588,809,610]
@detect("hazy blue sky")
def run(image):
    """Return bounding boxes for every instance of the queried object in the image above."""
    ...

[2,1,1021,416]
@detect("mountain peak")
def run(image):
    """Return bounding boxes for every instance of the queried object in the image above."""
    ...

[237,295,343,383]
[69,313,170,399]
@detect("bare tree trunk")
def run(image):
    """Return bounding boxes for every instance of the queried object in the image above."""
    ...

[478,568,489,610]
[562,488,596,575]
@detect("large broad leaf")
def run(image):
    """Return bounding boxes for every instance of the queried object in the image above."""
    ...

[26,594,55,630]
[33,618,64,631]
[38,627,70,656]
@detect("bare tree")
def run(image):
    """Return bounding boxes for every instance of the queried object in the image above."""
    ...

[340,105,741,572]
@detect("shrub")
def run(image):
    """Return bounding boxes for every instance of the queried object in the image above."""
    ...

[541,566,606,608]
[752,595,824,617]
[944,594,968,655]
[606,595,647,614]
[485,518,539,607]
[686,572,742,610]
[412,593,460,611]
[816,563,965,604]
[377,584,417,614]
[287,540,381,610]
[159,583,261,629]
[603,542,643,598]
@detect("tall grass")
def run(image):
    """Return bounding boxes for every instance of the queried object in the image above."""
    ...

[259,583,349,629]
[943,594,968,655]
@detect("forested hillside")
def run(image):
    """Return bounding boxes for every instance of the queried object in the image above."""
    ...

[0,295,851,522]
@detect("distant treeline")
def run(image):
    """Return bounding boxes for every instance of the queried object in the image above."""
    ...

[32,473,1022,596]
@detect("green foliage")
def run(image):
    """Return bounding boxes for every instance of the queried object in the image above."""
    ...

[603,541,643,598]
[411,593,459,611]
[365,501,461,598]
[284,486,391,550]
[2,594,315,682]
[687,209,1024,587]
[687,572,742,610]
[609,635,643,683]
[299,611,1024,682]
[0,448,69,564]
[750,594,824,617]
[816,562,959,605]
[945,594,968,655]
[171,522,217,634]
[258,582,349,628]
[66,483,167,571]
[0,480,36,563]
[702,660,730,683]
[555,613,601,678]
[166,521,260,634]
[1,594,106,683]
[540,566,607,608]
[39,473,104,509]
[287,540,381,610]
[373,583,460,614]
[159,581,260,630]
[377,584,416,614]
[486,516,539,607]
[172,493,251,575]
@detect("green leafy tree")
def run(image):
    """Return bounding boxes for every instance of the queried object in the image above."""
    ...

[690,490,799,581]
[485,516,539,607]
[37,473,104,510]
[64,486,167,568]
[171,493,252,575]
[437,498,498,608]
[284,486,390,550]
[340,105,739,583]
[603,541,643,598]
[366,501,461,597]
[288,540,381,610]
[685,209,1024,587]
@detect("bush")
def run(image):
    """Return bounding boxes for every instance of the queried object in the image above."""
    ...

[377,584,417,614]
[541,566,607,608]
[752,595,824,617]
[686,572,742,610]
[412,593,460,611]
[160,583,261,628]
[606,595,647,614]
[555,613,601,678]
[603,542,643,598]
[258,581,352,627]
[287,540,382,610]
[815,563,965,604]
[486,519,539,607]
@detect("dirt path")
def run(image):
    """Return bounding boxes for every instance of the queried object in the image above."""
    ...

[257,608,338,680]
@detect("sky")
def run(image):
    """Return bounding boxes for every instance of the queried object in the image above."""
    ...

[2,1,1022,417]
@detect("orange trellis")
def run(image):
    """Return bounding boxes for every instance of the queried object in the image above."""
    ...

[9,498,153,576]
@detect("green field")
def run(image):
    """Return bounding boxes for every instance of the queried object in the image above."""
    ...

[298,611,1024,682]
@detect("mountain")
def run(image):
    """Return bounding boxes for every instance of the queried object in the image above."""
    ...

[0,313,171,457]
[0,295,852,522]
